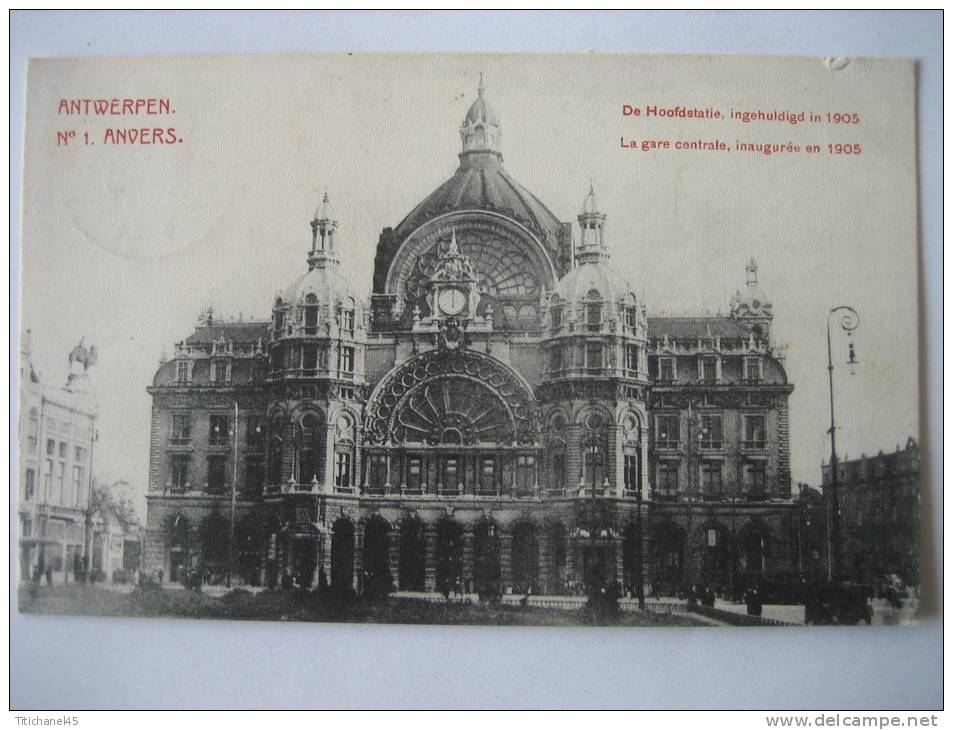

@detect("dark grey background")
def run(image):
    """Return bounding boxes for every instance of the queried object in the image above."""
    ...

[9,10,942,710]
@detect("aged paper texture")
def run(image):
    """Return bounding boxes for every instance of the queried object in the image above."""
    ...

[17,53,919,628]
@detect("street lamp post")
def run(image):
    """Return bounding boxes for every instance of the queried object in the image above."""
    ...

[826,305,859,582]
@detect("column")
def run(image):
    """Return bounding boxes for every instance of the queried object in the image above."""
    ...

[537,526,551,594]
[353,524,364,594]
[500,531,513,593]
[388,526,400,590]
[424,523,437,592]
[462,526,475,594]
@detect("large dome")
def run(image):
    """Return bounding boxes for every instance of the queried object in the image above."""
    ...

[392,153,566,247]
[553,258,636,306]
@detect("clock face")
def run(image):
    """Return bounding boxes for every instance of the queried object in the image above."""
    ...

[438,287,467,315]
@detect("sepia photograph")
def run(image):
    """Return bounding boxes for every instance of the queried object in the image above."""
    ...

[16,52,922,629]
[9,11,942,712]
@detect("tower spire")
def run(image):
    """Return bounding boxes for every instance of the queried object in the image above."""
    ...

[576,183,609,265]
[459,73,502,163]
[309,190,340,270]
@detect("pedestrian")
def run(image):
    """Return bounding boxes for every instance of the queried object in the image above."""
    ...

[73,552,83,584]
[158,568,164,585]
[45,565,53,586]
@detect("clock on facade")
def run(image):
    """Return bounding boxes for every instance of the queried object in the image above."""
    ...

[438,287,467,316]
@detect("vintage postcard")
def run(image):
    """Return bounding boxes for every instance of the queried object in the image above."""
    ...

[16,53,920,627]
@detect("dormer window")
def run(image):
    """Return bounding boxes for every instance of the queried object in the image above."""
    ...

[211,360,229,384]
[744,355,763,383]
[175,360,190,385]
[658,356,676,383]
[340,297,356,333]
[625,345,639,373]
[303,294,319,335]
[624,306,637,330]
[700,355,719,384]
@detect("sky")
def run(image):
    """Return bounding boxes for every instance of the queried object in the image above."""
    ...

[19,53,919,518]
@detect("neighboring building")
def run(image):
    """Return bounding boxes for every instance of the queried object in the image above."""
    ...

[821,438,920,586]
[144,80,798,596]
[17,330,99,583]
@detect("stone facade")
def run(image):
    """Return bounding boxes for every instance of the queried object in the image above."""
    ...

[145,81,797,597]
[17,330,98,583]
[821,438,920,586]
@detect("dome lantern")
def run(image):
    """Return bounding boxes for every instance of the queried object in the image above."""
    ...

[309,191,340,270]
[459,73,503,163]
[575,182,609,265]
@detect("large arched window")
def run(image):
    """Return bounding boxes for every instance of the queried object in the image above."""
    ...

[341,297,355,334]
[581,413,607,490]
[585,288,603,331]
[622,413,642,494]
[296,412,322,485]
[334,413,356,490]
[303,294,319,335]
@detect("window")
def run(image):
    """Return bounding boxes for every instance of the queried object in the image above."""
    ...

[625,306,637,330]
[340,388,355,400]
[303,346,318,371]
[22,519,32,538]
[27,410,38,451]
[304,294,319,334]
[335,451,352,488]
[658,357,676,382]
[551,307,562,329]
[699,414,723,449]
[274,306,285,338]
[244,457,264,496]
[701,461,723,500]
[59,442,68,459]
[442,456,459,490]
[743,415,766,448]
[656,414,680,449]
[212,360,229,383]
[24,468,35,501]
[707,529,718,547]
[516,455,535,491]
[586,303,602,330]
[172,415,191,442]
[207,456,227,494]
[46,439,55,456]
[176,361,190,385]
[171,455,190,492]
[586,342,602,372]
[57,461,65,503]
[407,457,423,489]
[550,451,565,492]
[268,436,283,485]
[744,356,763,382]
[342,308,354,333]
[549,345,562,373]
[583,442,605,489]
[656,461,679,497]
[209,415,230,446]
[626,345,639,372]
[700,356,719,383]
[624,452,641,493]
[744,461,767,499]
[245,416,263,448]
[74,446,86,463]
[71,466,84,506]
[298,449,318,484]
[44,459,53,499]
[339,346,354,374]
[369,454,387,487]
[480,457,496,491]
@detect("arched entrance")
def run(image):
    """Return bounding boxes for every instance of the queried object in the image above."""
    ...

[545,521,568,594]
[362,515,393,598]
[622,521,643,597]
[652,522,685,596]
[398,515,427,591]
[197,513,229,583]
[235,515,262,586]
[472,520,501,598]
[164,513,190,583]
[510,522,538,593]
[330,518,355,593]
[694,522,732,590]
[737,523,769,582]
[434,518,464,597]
